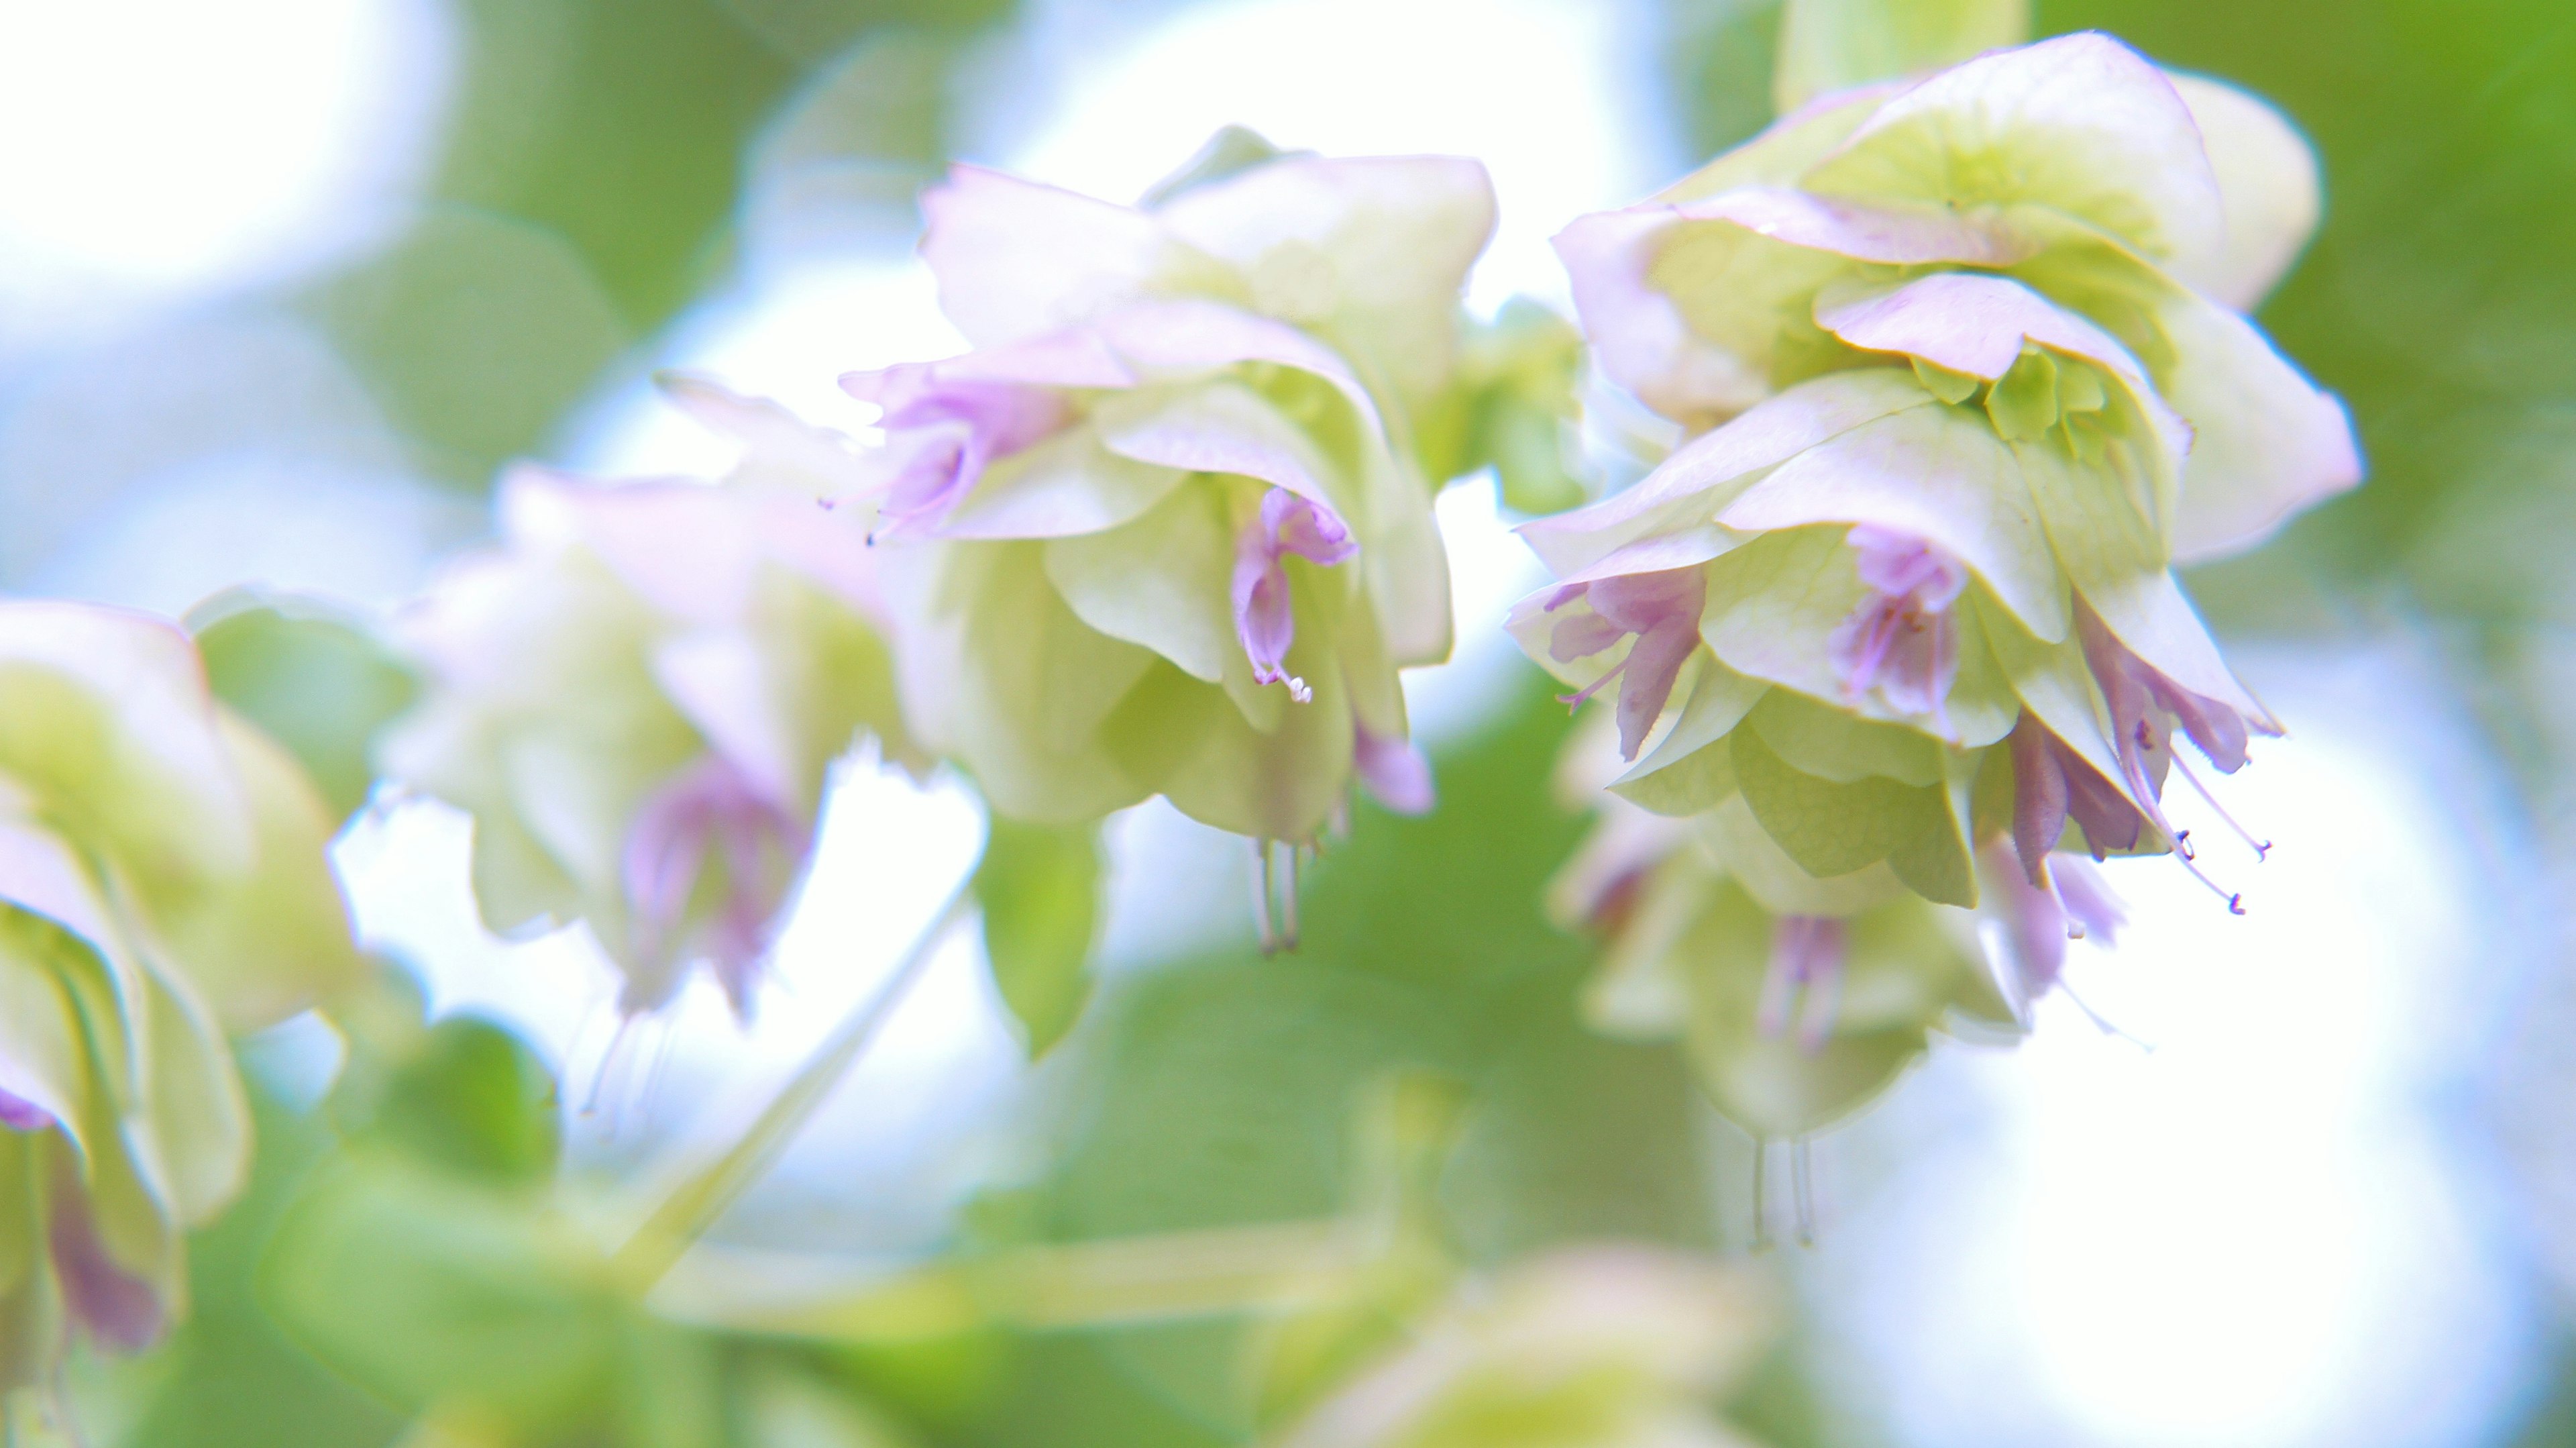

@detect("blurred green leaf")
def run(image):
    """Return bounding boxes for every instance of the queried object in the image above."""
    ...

[189,589,418,822]
[370,1019,564,1190]
[1775,0,2030,110]
[975,817,1106,1057]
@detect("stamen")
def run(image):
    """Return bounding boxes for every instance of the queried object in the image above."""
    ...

[2059,980,2156,1053]
[1556,655,1629,711]
[1278,843,1302,952]
[1752,1137,1772,1253]
[2174,829,2196,862]
[1250,837,1277,955]
[2171,752,2272,860]
[2171,846,2247,915]
[1792,1137,1818,1248]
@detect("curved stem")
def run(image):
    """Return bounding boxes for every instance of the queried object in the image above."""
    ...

[610,880,975,1292]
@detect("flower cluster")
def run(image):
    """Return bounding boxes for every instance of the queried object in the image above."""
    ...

[379,382,923,1017]
[0,604,362,1387]
[1518,33,2359,1088]
[833,147,1499,858]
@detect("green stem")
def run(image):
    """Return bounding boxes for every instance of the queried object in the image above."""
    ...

[610,880,975,1292]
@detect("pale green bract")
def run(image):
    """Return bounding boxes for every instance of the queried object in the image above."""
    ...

[378,381,923,1018]
[0,603,364,1392]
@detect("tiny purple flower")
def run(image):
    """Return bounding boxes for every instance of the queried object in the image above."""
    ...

[1232,488,1360,703]
[49,1175,163,1354]
[1982,840,2127,1000]
[1545,567,1708,761]
[857,366,1073,538]
[1352,722,1435,815]
[2008,710,2152,884]
[1758,914,1850,1053]
[621,752,805,1019]
[1828,525,1966,725]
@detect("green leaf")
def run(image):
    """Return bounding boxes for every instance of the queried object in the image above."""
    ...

[974,817,1104,1057]
[189,588,418,821]
[1774,0,2030,112]
[370,1018,563,1188]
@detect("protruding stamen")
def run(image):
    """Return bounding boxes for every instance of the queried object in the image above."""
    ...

[1279,843,1302,952]
[2171,845,2247,915]
[1792,1137,1818,1248]
[2171,752,2272,860]
[1250,837,1277,955]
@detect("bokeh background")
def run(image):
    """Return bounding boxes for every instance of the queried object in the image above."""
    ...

[5,0,2575,1443]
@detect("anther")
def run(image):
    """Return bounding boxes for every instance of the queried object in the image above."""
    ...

[2171,752,2272,860]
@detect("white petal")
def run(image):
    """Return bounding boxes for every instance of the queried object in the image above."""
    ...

[2165,72,2323,311]
[1807,33,2225,264]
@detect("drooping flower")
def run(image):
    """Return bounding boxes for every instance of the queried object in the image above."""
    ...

[1547,709,2150,1242]
[378,382,923,1018]
[1267,1247,1774,1448]
[1517,34,2358,915]
[828,145,1497,861]
[0,603,363,1390]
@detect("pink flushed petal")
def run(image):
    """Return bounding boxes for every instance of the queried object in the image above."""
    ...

[1816,272,2145,384]
[1352,725,1435,815]
[1674,187,2033,267]
[1093,299,1387,435]
[1551,207,1769,426]
[841,329,1134,401]
[1548,611,1628,664]
[1515,368,1930,578]
[50,1175,164,1353]
[918,164,1175,346]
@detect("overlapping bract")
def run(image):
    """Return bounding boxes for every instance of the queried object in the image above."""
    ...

[379,384,922,1017]
[1521,34,2359,929]
[833,148,1497,843]
[0,604,362,1387]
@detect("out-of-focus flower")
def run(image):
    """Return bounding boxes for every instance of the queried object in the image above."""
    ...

[1520,34,2357,914]
[1548,720,2026,1141]
[378,383,921,1017]
[1266,1246,1774,1448]
[831,147,1496,850]
[0,603,362,1389]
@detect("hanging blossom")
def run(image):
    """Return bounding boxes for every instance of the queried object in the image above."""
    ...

[1515,32,2359,921]
[816,141,1501,875]
[379,381,924,1019]
[0,604,363,1393]
[1549,720,2029,1147]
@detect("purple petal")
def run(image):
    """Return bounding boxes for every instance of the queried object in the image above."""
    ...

[2010,713,2072,886]
[1548,611,1628,663]
[1985,844,2071,998]
[1262,489,1357,567]
[0,1086,51,1133]
[1758,915,1850,1052]
[1352,726,1435,815]
[50,1176,164,1353]
[1615,620,1701,762]
[2051,855,2127,947]
[620,755,805,1017]
[1815,272,2145,384]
